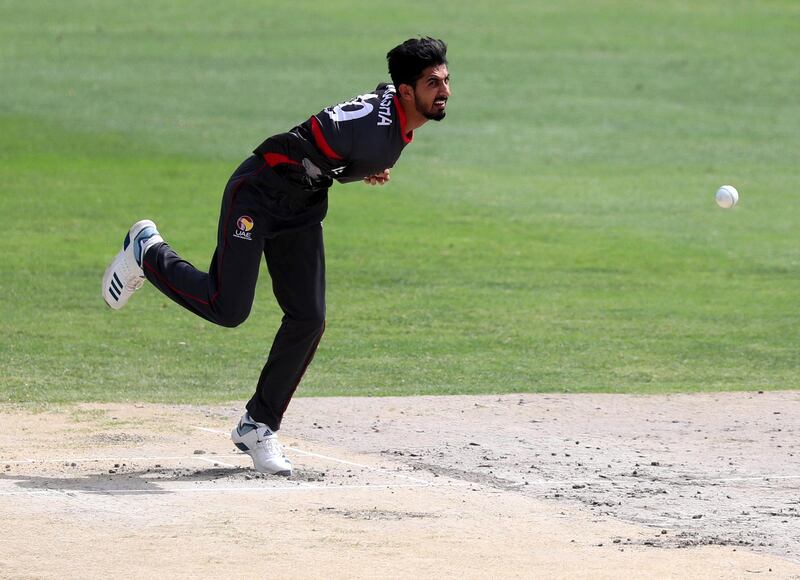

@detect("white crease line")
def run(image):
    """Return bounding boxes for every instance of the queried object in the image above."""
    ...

[0,482,447,496]
[191,425,433,486]
[284,446,385,469]
[286,447,432,485]
[193,427,225,434]
[192,427,228,434]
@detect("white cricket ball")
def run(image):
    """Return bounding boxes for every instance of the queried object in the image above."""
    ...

[715,185,739,209]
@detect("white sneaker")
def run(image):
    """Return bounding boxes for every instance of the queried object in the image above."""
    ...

[231,412,293,476]
[102,220,163,310]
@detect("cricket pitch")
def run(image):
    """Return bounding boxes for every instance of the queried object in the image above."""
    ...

[1,392,799,579]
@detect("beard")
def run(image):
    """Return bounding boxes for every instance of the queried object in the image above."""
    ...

[416,94,447,121]
[424,110,446,121]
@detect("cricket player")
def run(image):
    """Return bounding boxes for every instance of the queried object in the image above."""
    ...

[101,37,450,476]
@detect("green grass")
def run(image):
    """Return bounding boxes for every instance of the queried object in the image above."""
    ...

[1,0,799,403]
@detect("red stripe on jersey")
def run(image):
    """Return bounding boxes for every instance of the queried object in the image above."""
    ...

[393,95,413,144]
[310,115,344,160]
[263,152,301,167]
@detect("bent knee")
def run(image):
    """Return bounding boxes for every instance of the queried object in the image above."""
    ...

[215,307,252,328]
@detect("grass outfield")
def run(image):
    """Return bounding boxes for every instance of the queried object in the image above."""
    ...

[1,1,798,403]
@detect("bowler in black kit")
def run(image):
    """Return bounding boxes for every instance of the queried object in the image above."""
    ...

[101,37,451,475]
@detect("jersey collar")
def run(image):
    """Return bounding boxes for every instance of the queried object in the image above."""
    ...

[393,95,413,144]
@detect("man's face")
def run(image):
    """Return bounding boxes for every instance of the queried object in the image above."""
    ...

[412,64,450,121]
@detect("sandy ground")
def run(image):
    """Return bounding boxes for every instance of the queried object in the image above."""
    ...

[0,392,798,579]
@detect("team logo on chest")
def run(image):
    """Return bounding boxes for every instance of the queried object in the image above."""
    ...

[234,215,254,240]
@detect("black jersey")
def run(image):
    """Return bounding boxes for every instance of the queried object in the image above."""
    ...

[252,83,413,204]
[245,83,414,231]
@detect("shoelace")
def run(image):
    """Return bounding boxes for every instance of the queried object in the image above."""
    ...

[256,431,283,457]
[127,275,145,291]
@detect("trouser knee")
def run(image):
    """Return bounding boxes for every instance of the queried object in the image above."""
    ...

[214,304,252,328]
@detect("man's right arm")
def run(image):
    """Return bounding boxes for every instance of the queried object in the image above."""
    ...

[363,169,390,186]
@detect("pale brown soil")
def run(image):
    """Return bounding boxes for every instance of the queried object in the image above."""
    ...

[1,392,799,579]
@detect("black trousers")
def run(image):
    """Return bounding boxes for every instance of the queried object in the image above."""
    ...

[142,157,325,431]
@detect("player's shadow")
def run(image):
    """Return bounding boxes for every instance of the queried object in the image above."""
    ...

[0,465,253,496]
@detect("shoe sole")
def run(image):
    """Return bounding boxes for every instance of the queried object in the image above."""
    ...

[101,248,131,310]
[262,468,292,477]
[101,220,156,310]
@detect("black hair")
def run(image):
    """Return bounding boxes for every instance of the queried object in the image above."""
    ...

[387,37,448,88]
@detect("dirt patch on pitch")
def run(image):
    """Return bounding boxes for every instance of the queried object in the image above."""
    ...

[0,392,798,579]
